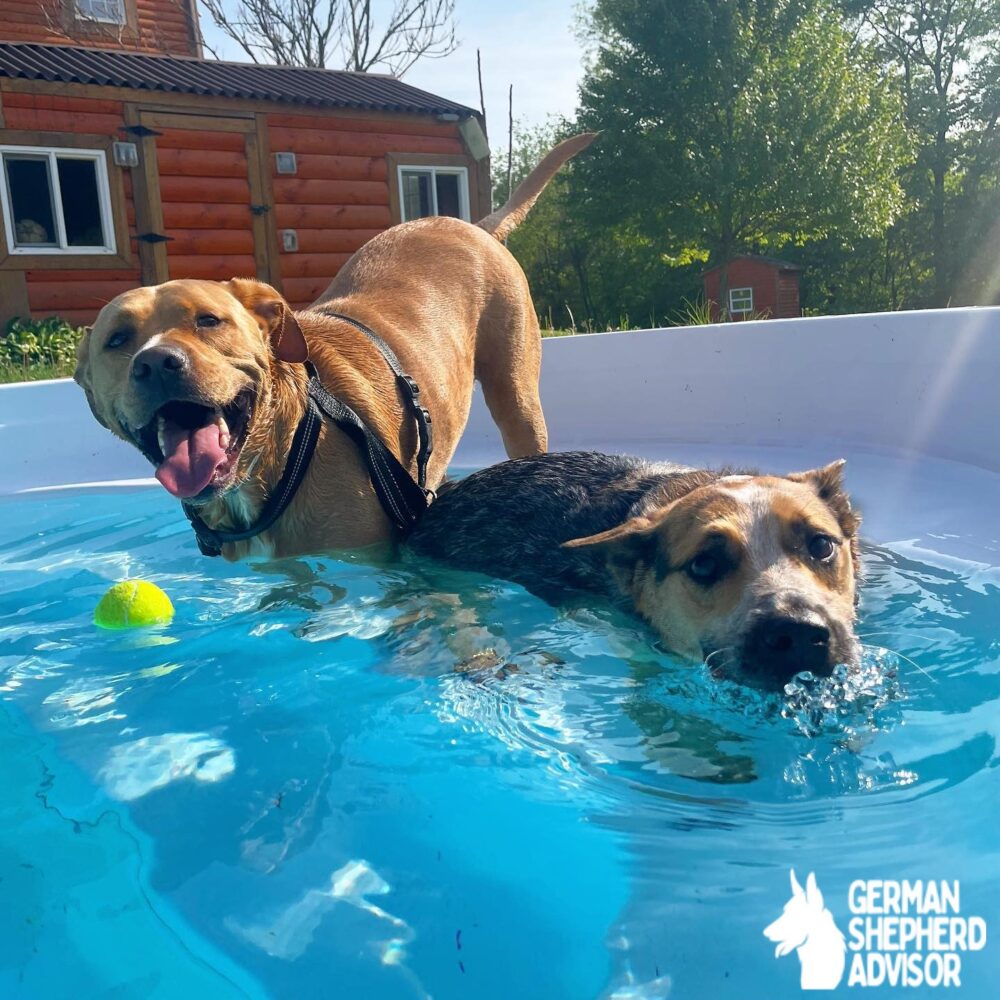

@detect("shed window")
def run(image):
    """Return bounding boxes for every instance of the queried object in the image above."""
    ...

[0,146,116,256]
[398,166,470,222]
[76,0,126,24]
[729,287,754,315]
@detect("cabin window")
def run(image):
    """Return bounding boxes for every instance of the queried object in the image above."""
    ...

[729,287,754,315]
[0,146,116,256]
[398,166,470,222]
[76,0,127,24]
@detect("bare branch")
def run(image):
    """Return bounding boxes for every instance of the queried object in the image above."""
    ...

[197,0,457,76]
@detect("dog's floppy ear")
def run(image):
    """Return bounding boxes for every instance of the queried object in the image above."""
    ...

[225,278,308,363]
[562,512,658,550]
[562,501,679,560]
[73,327,110,430]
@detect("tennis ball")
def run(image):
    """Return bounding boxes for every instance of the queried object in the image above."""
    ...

[94,580,174,630]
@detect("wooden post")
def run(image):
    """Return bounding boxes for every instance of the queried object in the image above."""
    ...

[124,104,169,285]
[0,272,30,329]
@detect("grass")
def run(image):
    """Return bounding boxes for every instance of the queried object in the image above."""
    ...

[0,317,85,385]
[0,359,75,384]
[0,311,680,383]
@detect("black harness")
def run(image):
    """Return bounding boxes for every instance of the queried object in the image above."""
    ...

[183,312,434,557]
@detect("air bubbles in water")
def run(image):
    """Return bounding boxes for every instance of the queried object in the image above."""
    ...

[781,648,903,738]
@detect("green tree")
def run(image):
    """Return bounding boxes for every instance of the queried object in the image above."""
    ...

[847,0,1000,305]
[574,0,912,314]
[493,123,701,330]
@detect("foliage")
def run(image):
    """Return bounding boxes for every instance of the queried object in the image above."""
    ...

[0,317,85,383]
[493,121,702,330]
[846,0,1000,305]
[575,1,911,267]
[496,0,1000,327]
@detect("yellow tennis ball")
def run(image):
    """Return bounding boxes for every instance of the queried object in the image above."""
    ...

[94,580,174,630]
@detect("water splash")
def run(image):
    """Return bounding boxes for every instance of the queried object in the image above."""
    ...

[780,649,904,738]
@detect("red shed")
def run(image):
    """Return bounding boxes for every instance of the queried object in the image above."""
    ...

[0,3,490,327]
[703,254,802,322]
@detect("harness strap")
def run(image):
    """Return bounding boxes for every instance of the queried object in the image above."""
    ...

[183,313,434,557]
[318,310,434,489]
[303,361,432,534]
[184,397,323,557]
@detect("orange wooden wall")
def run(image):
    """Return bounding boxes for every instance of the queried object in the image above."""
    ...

[156,126,258,281]
[266,111,468,307]
[0,0,198,57]
[2,90,142,326]
[3,87,475,322]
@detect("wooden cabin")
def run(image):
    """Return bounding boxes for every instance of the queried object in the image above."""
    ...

[0,3,489,327]
[703,255,802,322]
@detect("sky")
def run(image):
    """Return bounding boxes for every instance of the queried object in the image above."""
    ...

[406,0,585,135]
[199,0,586,136]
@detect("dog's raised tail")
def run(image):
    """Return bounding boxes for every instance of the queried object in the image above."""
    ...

[477,132,598,243]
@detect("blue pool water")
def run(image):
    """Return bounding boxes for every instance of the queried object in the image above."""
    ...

[0,447,997,999]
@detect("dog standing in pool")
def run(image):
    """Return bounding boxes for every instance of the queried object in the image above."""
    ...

[74,135,597,560]
[408,451,862,688]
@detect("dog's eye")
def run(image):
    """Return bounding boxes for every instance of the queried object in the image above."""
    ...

[196,314,221,328]
[104,329,131,350]
[687,552,721,584]
[808,534,836,561]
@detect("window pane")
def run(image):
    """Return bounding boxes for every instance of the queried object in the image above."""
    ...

[435,173,461,218]
[77,0,126,24]
[4,155,57,247]
[729,288,753,312]
[58,157,105,247]
[401,170,432,220]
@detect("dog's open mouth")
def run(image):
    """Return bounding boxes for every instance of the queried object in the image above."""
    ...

[136,389,254,499]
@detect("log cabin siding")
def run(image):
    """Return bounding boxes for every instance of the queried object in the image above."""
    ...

[265,111,469,306]
[0,62,486,326]
[2,90,142,323]
[0,0,198,57]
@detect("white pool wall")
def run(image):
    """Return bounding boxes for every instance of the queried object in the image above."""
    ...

[2,306,998,495]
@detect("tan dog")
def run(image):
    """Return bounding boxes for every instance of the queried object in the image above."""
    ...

[75,134,596,560]
[408,451,862,689]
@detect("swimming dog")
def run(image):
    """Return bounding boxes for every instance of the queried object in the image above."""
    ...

[74,134,596,560]
[408,451,861,688]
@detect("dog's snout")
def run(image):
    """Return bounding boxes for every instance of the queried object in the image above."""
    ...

[743,613,833,685]
[131,343,191,385]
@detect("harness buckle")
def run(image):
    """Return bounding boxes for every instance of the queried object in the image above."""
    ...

[401,374,421,397]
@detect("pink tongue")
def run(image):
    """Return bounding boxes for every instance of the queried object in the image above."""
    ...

[155,421,227,498]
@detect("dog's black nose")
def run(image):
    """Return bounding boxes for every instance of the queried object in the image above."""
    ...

[131,344,190,385]
[743,614,833,685]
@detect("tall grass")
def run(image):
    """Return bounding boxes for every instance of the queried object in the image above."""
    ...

[0,317,85,384]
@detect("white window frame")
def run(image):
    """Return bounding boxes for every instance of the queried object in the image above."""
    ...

[729,287,754,315]
[397,165,471,222]
[0,145,117,257]
[76,0,127,25]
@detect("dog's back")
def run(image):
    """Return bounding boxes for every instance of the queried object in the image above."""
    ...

[409,451,705,599]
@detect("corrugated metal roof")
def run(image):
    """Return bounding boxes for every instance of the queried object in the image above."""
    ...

[0,41,477,117]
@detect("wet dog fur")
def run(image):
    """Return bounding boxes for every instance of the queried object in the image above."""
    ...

[408,451,862,688]
[74,134,597,560]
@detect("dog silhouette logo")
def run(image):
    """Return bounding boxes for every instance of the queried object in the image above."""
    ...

[764,870,846,990]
